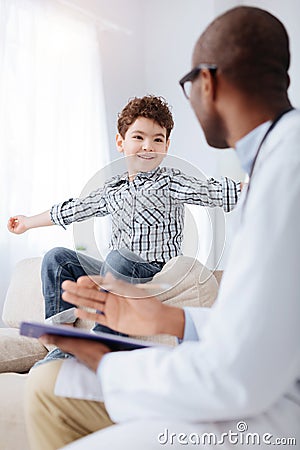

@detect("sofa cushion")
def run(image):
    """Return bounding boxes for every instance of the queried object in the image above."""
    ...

[150,255,218,307]
[130,256,219,346]
[0,372,30,450]
[0,328,47,373]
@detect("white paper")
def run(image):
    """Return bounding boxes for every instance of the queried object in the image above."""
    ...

[55,358,104,401]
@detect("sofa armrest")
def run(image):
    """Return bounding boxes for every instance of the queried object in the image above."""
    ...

[131,256,220,346]
[0,328,47,373]
[2,258,44,328]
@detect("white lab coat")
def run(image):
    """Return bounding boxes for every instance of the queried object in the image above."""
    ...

[60,110,300,449]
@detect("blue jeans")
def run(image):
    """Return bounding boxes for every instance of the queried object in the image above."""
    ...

[41,247,163,335]
[100,248,164,284]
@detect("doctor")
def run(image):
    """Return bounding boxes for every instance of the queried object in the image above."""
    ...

[25,6,300,450]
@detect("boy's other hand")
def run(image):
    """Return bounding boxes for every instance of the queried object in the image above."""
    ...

[7,215,29,234]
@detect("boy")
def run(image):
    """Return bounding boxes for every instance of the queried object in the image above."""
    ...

[8,95,241,338]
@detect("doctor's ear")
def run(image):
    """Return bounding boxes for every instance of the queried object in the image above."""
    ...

[116,133,124,153]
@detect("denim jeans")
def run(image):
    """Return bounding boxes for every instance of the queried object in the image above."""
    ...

[42,247,102,321]
[100,247,164,283]
[41,246,164,335]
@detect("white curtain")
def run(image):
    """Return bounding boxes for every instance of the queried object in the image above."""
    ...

[0,0,109,318]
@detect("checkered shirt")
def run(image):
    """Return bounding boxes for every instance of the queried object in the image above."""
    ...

[50,167,241,264]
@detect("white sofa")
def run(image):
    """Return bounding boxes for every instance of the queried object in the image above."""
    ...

[0,256,221,450]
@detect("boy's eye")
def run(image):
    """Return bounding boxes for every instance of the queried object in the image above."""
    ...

[154,138,164,143]
[133,135,143,140]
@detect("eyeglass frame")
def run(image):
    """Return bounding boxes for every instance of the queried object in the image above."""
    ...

[179,64,218,99]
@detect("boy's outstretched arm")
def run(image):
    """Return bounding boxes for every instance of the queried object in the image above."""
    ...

[170,171,242,212]
[7,210,53,234]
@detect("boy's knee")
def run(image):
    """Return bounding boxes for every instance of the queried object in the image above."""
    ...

[103,249,135,277]
[42,247,73,269]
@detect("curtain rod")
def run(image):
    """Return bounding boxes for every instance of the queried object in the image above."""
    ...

[55,0,132,34]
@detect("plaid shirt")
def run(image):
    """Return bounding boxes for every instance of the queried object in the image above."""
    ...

[51,167,241,264]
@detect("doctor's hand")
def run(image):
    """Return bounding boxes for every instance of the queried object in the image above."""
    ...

[39,335,110,372]
[61,274,185,339]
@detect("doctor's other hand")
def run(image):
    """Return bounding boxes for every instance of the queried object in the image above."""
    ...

[61,274,185,339]
[39,335,110,372]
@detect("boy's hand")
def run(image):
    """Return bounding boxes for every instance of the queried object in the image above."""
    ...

[62,274,185,339]
[7,215,29,234]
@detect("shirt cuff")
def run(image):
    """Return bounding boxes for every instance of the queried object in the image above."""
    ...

[97,353,109,382]
[50,203,67,229]
[221,177,241,213]
[178,308,200,343]
[98,310,200,374]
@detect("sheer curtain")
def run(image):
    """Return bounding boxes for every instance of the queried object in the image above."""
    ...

[0,0,109,319]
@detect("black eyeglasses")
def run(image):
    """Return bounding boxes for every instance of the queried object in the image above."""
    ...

[179,64,217,99]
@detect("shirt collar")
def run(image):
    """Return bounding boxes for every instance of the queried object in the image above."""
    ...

[136,166,161,179]
[235,121,271,175]
[116,166,162,185]
[119,171,129,181]
[120,166,162,181]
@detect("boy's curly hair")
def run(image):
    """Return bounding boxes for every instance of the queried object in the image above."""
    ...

[117,95,174,139]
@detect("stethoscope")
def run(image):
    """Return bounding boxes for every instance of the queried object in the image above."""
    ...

[241,107,294,221]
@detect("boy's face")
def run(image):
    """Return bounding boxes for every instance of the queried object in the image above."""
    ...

[116,117,170,179]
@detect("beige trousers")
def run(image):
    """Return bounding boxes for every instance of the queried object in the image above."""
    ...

[24,360,114,450]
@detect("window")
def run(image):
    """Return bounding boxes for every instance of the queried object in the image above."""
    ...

[0,0,109,314]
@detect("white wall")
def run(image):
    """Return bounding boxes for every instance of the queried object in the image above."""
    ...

[67,0,300,176]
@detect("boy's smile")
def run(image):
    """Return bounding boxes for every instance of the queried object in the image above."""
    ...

[137,153,156,160]
[116,117,170,180]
